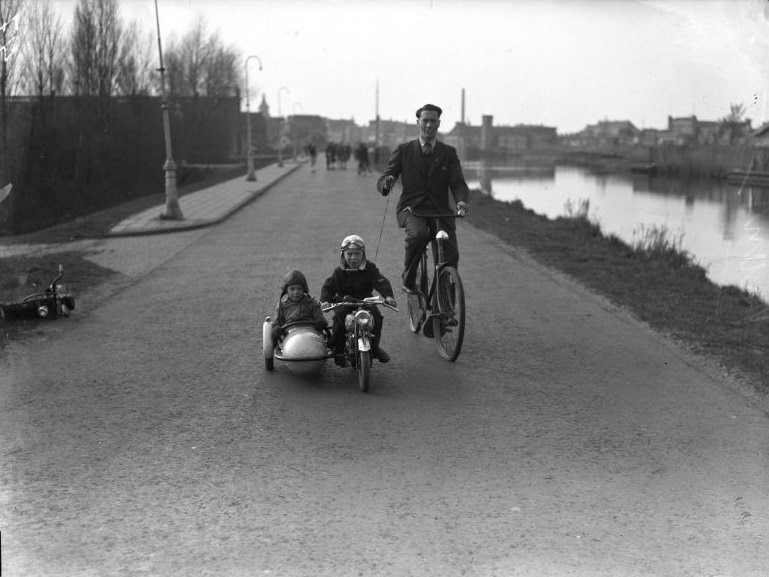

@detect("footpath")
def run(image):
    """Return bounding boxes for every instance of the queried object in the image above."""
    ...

[0,162,301,260]
[107,162,301,236]
[0,162,303,318]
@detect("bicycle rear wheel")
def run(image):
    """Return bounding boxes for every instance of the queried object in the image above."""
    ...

[433,266,465,361]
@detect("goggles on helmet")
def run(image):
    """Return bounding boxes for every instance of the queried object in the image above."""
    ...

[340,234,366,252]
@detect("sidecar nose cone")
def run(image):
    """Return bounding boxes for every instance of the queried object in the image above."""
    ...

[281,327,327,375]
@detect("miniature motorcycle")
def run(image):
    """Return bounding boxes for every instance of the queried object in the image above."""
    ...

[322,295,398,392]
[0,265,75,322]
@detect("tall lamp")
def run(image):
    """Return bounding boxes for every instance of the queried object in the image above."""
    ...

[154,0,183,220]
[277,86,290,168]
[245,55,263,181]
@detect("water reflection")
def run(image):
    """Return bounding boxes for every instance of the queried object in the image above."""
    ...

[463,159,555,196]
[464,160,769,300]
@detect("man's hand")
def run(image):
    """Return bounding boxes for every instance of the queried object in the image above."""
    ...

[456,201,468,216]
[385,296,397,308]
[381,175,396,195]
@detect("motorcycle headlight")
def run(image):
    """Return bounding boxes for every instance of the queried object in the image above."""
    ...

[355,310,372,327]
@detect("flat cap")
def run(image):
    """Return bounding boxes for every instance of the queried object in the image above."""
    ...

[416,104,443,118]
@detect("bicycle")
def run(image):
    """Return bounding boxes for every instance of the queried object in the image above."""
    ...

[402,207,466,361]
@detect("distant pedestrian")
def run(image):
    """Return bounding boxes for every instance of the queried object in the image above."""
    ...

[307,143,317,171]
[355,142,370,175]
[339,143,351,170]
[326,142,337,170]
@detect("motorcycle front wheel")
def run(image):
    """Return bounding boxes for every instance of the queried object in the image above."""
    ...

[357,350,371,392]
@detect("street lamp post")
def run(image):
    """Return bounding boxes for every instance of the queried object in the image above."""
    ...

[277,86,290,168]
[245,55,263,181]
[154,0,183,220]
[292,102,303,161]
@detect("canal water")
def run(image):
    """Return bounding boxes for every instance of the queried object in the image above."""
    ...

[464,160,769,300]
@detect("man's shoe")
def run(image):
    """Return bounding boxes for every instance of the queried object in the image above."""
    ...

[374,347,390,363]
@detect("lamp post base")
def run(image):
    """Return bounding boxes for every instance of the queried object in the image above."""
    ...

[161,160,184,220]
[246,153,257,181]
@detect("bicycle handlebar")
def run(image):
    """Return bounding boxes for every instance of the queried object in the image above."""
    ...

[403,206,466,219]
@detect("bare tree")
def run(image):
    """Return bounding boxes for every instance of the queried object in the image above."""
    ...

[204,34,239,98]
[69,0,122,97]
[165,16,240,98]
[721,103,750,143]
[116,20,156,96]
[23,0,65,97]
[0,0,26,228]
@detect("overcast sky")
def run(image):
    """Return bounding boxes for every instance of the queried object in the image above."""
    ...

[51,0,769,133]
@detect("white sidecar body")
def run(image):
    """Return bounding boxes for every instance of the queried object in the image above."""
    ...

[262,318,332,375]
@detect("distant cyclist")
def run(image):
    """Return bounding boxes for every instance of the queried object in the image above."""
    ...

[376,103,469,293]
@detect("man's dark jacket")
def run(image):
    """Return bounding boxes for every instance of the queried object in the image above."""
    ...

[377,139,469,223]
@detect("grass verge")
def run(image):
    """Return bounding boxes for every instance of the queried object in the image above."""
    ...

[0,165,247,351]
[465,189,769,397]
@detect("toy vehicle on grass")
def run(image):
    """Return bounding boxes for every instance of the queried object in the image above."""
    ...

[0,265,75,322]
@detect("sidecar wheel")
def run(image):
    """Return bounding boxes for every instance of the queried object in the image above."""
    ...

[262,320,275,371]
[63,297,76,311]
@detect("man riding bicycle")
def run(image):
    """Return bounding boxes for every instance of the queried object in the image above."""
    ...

[376,103,469,294]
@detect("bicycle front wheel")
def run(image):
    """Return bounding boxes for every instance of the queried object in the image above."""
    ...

[433,266,465,361]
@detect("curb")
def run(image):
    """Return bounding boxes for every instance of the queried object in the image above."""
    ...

[105,163,303,238]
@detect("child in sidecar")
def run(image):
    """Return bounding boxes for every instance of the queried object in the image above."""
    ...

[271,269,327,344]
[320,234,397,366]
[262,269,332,373]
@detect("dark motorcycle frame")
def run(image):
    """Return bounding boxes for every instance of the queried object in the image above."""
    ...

[322,296,398,393]
[0,265,75,322]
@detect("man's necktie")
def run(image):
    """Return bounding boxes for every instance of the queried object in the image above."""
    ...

[422,142,433,155]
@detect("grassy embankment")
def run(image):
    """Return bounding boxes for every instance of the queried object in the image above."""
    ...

[465,189,769,397]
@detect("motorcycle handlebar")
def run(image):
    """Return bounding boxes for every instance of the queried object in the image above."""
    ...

[321,296,398,313]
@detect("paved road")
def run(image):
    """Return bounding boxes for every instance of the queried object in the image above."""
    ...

[1,163,768,576]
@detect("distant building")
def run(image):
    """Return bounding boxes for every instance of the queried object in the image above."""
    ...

[445,122,482,157]
[581,120,639,146]
[445,120,557,158]
[667,116,698,143]
[369,119,414,150]
[286,114,327,152]
[664,115,751,146]
[696,120,721,145]
[326,118,360,144]
[497,125,558,151]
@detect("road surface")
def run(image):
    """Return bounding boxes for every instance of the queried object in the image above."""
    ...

[1,163,767,576]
